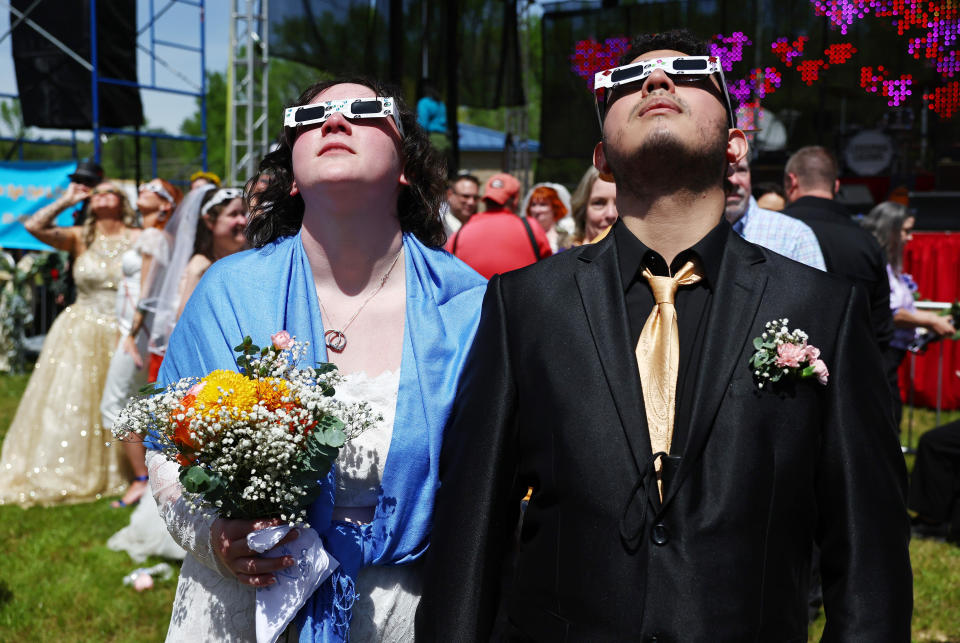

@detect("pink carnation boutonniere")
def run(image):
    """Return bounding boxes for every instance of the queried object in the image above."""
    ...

[749,319,829,389]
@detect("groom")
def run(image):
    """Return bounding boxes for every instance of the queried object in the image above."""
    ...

[417,29,912,641]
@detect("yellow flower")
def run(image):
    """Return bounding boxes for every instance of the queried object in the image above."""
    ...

[256,377,291,410]
[196,370,257,419]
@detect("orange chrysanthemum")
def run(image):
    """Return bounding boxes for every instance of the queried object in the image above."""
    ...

[255,377,292,411]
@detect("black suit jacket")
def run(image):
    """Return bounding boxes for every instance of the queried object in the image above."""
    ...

[783,196,894,351]
[417,230,911,642]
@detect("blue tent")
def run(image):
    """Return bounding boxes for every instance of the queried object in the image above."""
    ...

[458,123,540,153]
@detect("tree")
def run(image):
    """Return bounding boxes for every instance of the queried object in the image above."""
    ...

[178,58,326,186]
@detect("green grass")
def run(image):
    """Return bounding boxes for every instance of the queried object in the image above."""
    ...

[0,373,177,642]
[1,375,959,641]
[807,406,960,642]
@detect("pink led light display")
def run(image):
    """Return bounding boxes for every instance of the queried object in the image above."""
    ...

[771,36,809,66]
[735,100,776,138]
[824,43,858,65]
[935,50,960,78]
[796,59,828,84]
[924,80,960,118]
[728,67,783,103]
[860,66,913,106]
[710,32,753,71]
[810,0,959,83]
[809,0,872,35]
[569,37,630,91]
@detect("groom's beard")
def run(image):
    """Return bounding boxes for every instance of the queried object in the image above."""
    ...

[605,118,729,199]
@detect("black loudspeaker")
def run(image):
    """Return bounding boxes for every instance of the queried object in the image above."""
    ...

[11,0,143,129]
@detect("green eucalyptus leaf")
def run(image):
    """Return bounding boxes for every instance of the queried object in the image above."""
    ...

[137,383,165,396]
[179,466,226,497]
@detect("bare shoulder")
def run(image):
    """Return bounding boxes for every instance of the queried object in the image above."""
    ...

[185,253,212,276]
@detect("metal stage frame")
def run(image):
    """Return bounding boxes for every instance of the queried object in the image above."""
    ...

[227,0,268,187]
[0,0,208,177]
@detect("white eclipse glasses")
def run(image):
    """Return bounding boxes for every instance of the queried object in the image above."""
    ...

[200,187,245,216]
[593,55,735,129]
[283,97,404,138]
[139,182,175,205]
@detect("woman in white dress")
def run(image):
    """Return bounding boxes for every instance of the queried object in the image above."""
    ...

[100,177,182,508]
[150,77,487,641]
[0,181,139,506]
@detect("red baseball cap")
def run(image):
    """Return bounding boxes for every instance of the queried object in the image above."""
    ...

[483,173,520,206]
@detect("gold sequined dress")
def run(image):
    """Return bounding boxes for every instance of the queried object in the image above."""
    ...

[0,233,133,506]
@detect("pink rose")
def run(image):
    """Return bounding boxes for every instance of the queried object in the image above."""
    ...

[804,344,821,362]
[775,342,806,368]
[271,330,294,350]
[186,381,206,397]
[812,359,829,385]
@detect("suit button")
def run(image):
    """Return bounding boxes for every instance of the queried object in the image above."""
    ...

[651,523,669,546]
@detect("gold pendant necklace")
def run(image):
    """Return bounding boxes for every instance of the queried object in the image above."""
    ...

[319,248,403,353]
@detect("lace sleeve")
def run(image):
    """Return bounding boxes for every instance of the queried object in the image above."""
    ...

[136,228,170,265]
[147,450,233,578]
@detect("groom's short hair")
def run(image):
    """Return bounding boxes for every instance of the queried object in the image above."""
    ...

[619,29,709,66]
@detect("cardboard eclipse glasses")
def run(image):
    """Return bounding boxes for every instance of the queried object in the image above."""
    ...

[284,97,404,138]
[593,56,736,129]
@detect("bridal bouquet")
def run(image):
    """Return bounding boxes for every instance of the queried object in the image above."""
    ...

[113,330,378,527]
[115,331,380,642]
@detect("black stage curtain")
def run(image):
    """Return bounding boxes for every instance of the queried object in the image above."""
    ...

[267,0,524,108]
[11,0,143,129]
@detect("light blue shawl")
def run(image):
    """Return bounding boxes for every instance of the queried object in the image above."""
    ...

[158,231,486,641]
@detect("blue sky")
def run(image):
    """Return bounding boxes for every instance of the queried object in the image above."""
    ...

[0,0,569,139]
[0,0,230,137]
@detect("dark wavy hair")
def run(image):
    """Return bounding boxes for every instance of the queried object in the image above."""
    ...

[245,77,447,249]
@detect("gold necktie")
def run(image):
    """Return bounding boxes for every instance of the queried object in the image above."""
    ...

[634,259,702,497]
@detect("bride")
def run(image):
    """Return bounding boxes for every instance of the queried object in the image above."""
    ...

[149,78,486,641]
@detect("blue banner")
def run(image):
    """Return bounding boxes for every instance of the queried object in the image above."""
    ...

[0,161,79,251]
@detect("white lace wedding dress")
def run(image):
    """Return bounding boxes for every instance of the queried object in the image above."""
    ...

[154,369,420,642]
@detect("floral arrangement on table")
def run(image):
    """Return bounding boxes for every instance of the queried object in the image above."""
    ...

[749,318,829,389]
[113,330,379,527]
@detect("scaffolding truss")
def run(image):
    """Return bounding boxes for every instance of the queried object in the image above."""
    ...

[0,0,208,177]
[226,0,268,186]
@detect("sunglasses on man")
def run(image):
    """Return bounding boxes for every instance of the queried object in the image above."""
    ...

[593,55,736,130]
[284,97,404,138]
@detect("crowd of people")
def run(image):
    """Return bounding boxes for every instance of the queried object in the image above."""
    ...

[0,26,957,642]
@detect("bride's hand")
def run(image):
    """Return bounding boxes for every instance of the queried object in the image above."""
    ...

[121,334,144,369]
[211,517,298,587]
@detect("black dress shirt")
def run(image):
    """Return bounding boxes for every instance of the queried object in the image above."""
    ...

[613,217,729,456]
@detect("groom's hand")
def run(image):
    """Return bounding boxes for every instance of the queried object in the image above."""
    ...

[211,517,299,587]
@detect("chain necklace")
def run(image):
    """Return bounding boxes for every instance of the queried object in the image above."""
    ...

[318,248,403,353]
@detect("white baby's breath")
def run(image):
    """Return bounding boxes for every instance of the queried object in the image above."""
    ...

[113,334,379,527]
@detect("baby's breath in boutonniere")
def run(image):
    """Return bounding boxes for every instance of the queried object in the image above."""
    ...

[749,319,829,389]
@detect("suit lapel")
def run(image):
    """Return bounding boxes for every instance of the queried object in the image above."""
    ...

[662,233,768,509]
[574,237,652,474]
